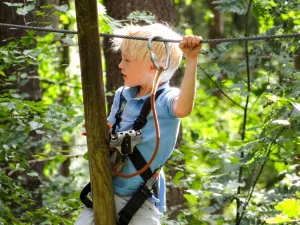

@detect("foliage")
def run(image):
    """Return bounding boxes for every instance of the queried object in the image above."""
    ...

[0,1,158,224]
[0,1,86,224]
[171,0,300,224]
[1,0,300,225]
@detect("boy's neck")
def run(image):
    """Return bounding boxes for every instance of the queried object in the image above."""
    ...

[135,82,164,98]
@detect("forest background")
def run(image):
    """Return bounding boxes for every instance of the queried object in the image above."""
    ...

[0,0,300,224]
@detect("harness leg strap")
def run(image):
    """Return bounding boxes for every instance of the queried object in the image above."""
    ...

[80,182,93,208]
[118,185,153,225]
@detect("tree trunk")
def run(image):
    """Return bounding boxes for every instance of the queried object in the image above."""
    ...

[207,0,224,49]
[207,0,225,98]
[75,0,116,224]
[57,0,71,177]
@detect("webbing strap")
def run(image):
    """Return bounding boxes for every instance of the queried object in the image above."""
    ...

[80,87,165,223]
[118,185,152,225]
[132,89,164,131]
[129,146,153,181]
[111,87,126,135]
[80,182,93,209]
[112,88,165,133]
[118,147,159,225]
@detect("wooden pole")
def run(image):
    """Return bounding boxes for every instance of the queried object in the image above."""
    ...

[74,1,116,224]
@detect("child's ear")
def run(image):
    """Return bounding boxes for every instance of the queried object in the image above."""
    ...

[149,63,157,73]
[150,64,156,71]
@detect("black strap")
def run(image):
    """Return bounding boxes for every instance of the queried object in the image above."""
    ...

[80,88,165,224]
[80,182,93,208]
[118,185,153,225]
[79,147,159,214]
[129,146,153,181]
[132,89,164,131]
[112,87,165,133]
[118,147,160,225]
[111,87,126,135]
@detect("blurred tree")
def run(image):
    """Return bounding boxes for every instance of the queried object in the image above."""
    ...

[0,0,44,209]
[207,0,224,48]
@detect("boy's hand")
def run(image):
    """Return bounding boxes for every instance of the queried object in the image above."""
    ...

[81,122,113,136]
[81,124,86,136]
[179,35,202,59]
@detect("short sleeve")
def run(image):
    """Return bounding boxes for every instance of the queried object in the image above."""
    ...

[107,87,123,124]
[162,87,180,118]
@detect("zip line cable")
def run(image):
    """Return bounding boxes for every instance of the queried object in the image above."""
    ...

[0,22,300,44]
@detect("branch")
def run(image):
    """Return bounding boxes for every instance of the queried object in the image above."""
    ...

[2,154,84,176]
[199,66,245,110]
[237,106,295,224]
[236,0,253,224]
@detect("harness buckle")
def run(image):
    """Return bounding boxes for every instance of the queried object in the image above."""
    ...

[139,184,153,197]
[110,130,143,155]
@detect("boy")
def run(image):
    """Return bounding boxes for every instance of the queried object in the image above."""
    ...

[75,23,202,225]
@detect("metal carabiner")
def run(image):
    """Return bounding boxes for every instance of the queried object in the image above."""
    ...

[148,36,170,71]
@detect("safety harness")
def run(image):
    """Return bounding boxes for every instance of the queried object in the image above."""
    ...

[80,35,170,225]
[80,88,165,225]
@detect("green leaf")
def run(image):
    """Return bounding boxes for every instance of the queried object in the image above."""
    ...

[292,103,300,113]
[83,152,89,160]
[271,120,290,125]
[54,4,68,12]
[11,94,21,99]
[55,154,67,163]
[173,171,185,185]
[226,180,245,189]
[3,2,23,7]
[35,11,45,16]
[62,36,74,46]
[41,4,54,9]
[27,171,38,177]
[16,5,35,16]
[266,215,291,224]
[29,121,44,130]
[275,199,300,218]
[183,194,198,204]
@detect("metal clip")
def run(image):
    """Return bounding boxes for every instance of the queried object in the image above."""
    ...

[148,36,170,71]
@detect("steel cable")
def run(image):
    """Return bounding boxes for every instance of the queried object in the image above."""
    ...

[0,22,300,44]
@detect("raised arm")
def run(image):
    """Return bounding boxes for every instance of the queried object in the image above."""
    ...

[172,35,202,118]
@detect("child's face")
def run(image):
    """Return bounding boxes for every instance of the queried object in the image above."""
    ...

[118,51,153,87]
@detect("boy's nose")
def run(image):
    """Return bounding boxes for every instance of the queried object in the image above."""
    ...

[118,61,123,69]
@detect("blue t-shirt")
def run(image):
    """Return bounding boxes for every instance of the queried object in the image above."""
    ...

[107,82,181,213]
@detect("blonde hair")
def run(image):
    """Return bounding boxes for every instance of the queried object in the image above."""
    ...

[111,23,183,82]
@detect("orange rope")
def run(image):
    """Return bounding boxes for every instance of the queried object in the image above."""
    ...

[111,69,163,178]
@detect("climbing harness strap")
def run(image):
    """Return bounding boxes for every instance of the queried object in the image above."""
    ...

[79,182,93,209]
[118,165,161,225]
[79,89,164,216]
[112,88,165,133]
[111,86,126,135]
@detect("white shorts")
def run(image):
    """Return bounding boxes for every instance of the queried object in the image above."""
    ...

[75,194,162,225]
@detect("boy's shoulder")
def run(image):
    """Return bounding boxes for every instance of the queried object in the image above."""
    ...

[159,86,180,99]
[114,85,179,102]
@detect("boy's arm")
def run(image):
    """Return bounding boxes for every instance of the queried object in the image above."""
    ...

[172,35,202,118]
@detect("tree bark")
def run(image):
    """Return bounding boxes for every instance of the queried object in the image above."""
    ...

[207,0,224,48]
[75,0,116,224]
[58,0,71,177]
